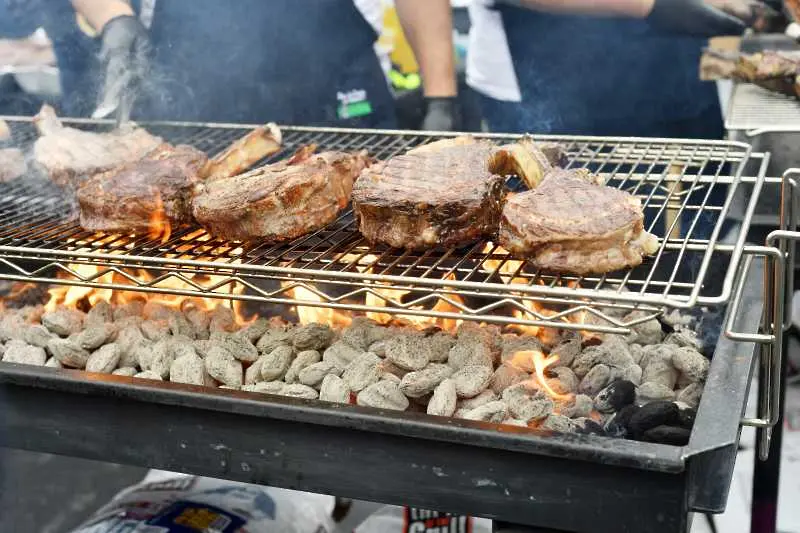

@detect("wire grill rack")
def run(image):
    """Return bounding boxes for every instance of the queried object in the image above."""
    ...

[726,83,800,134]
[0,117,768,333]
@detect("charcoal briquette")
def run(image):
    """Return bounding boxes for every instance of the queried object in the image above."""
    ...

[85,343,120,373]
[3,339,46,366]
[642,425,691,446]
[293,323,335,352]
[41,308,85,337]
[627,401,679,437]
[594,380,636,413]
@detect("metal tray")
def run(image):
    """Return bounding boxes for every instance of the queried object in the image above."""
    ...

[0,256,765,533]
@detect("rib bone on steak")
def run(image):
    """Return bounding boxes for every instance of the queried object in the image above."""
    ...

[352,136,565,250]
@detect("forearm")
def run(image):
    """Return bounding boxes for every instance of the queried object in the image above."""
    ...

[512,0,654,18]
[71,0,134,32]
[395,0,457,97]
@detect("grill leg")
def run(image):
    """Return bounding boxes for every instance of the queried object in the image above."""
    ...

[749,331,789,533]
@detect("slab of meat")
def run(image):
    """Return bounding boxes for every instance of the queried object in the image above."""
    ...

[498,169,659,275]
[202,123,282,181]
[0,148,26,182]
[192,146,370,242]
[700,48,800,98]
[32,104,163,189]
[352,136,565,250]
[77,144,207,233]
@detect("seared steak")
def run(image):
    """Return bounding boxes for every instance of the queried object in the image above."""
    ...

[0,148,26,182]
[192,146,369,242]
[77,144,207,233]
[33,105,163,189]
[202,123,282,181]
[498,169,659,275]
[352,136,564,249]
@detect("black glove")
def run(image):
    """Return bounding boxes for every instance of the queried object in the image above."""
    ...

[421,97,461,131]
[94,14,152,121]
[647,0,747,37]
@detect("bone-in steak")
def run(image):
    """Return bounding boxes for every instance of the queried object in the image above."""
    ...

[32,105,163,189]
[77,144,207,233]
[192,146,370,242]
[498,169,659,275]
[352,136,564,249]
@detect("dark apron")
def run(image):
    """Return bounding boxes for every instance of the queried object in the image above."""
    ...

[47,0,395,127]
[497,6,724,139]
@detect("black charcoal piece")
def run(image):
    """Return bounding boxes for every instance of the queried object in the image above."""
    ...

[642,425,691,446]
[594,380,636,413]
[628,401,679,438]
[604,404,639,437]
[675,404,697,429]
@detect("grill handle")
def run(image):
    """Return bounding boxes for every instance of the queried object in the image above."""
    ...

[727,169,800,460]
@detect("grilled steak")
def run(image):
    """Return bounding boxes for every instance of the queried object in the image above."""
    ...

[499,169,659,275]
[352,136,565,249]
[700,48,800,99]
[0,148,26,182]
[32,104,163,189]
[202,123,282,181]
[192,146,369,242]
[77,144,207,233]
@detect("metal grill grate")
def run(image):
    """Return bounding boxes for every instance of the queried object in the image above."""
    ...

[0,117,768,333]
[726,83,800,133]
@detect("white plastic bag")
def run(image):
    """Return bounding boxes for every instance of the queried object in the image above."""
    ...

[355,505,493,533]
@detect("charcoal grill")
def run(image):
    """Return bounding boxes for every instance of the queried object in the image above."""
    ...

[0,116,797,533]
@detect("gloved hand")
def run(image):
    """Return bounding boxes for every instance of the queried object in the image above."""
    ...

[93,14,152,121]
[646,0,747,36]
[421,97,461,131]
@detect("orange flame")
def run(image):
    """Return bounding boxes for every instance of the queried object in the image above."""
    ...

[147,193,171,244]
[517,349,572,400]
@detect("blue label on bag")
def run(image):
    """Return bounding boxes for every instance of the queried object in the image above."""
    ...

[147,501,245,532]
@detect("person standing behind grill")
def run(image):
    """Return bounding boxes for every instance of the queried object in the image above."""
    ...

[38,0,459,129]
[467,0,752,139]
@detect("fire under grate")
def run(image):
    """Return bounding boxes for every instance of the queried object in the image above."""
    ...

[0,118,770,333]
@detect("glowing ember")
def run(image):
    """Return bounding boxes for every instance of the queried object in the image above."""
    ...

[147,192,171,244]
[286,284,353,328]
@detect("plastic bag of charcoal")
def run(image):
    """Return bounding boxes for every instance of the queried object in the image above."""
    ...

[0,285,714,445]
[67,469,493,533]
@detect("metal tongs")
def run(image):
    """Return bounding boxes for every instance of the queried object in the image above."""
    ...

[92,70,136,128]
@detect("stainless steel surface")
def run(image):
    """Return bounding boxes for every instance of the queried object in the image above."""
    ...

[726,83,800,135]
[0,117,769,333]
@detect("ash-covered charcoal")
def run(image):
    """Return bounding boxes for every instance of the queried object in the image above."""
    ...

[664,330,702,351]
[594,380,636,413]
[144,340,174,379]
[357,380,409,411]
[299,360,339,388]
[558,394,593,419]
[400,363,453,398]
[339,317,389,352]
[293,323,335,352]
[113,300,145,320]
[48,337,90,368]
[676,382,703,408]
[41,308,85,337]
[116,325,145,368]
[85,344,120,373]
[183,306,211,340]
[0,312,24,342]
[260,345,294,381]
[621,364,643,386]
[170,352,206,385]
[642,425,691,446]
[45,357,63,369]
[455,323,501,359]
[500,334,541,372]
[661,309,695,331]
[134,370,163,381]
[459,389,499,411]
[112,367,136,376]
[284,350,322,384]
[167,337,197,359]
[640,345,679,389]
[279,383,319,400]
[464,400,508,422]
[549,337,581,368]
[242,381,286,395]
[385,334,433,371]
[210,331,259,363]
[3,340,46,366]
[238,318,270,344]
[22,324,54,349]
[205,346,243,387]
[244,357,265,385]
[545,366,579,395]
[141,320,170,341]
[452,364,493,398]
[143,301,174,322]
[578,364,611,396]
[167,312,196,340]
[488,362,528,394]
[427,331,455,363]
[637,381,676,403]
[506,389,553,423]
[671,347,709,383]
[319,374,350,404]
[629,344,644,365]
[627,401,679,438]
[574,418,606,435]
[427,379,458,416]
[256,325,294,354]
[342,352,382,392]
[208,305,236,333]
[448,340,494,370]
[541,414,577,433]
[623,311,664,345]
[323,341,363,372]
[75,323,116,350]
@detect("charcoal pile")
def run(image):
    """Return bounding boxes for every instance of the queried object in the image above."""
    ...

[0,300,709,445]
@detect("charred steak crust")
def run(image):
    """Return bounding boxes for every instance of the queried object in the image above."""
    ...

[77,144,207,232]
[32,105,163,190]
[192,148,369,242]
[498,169,659,275]
[352,136,563,250]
